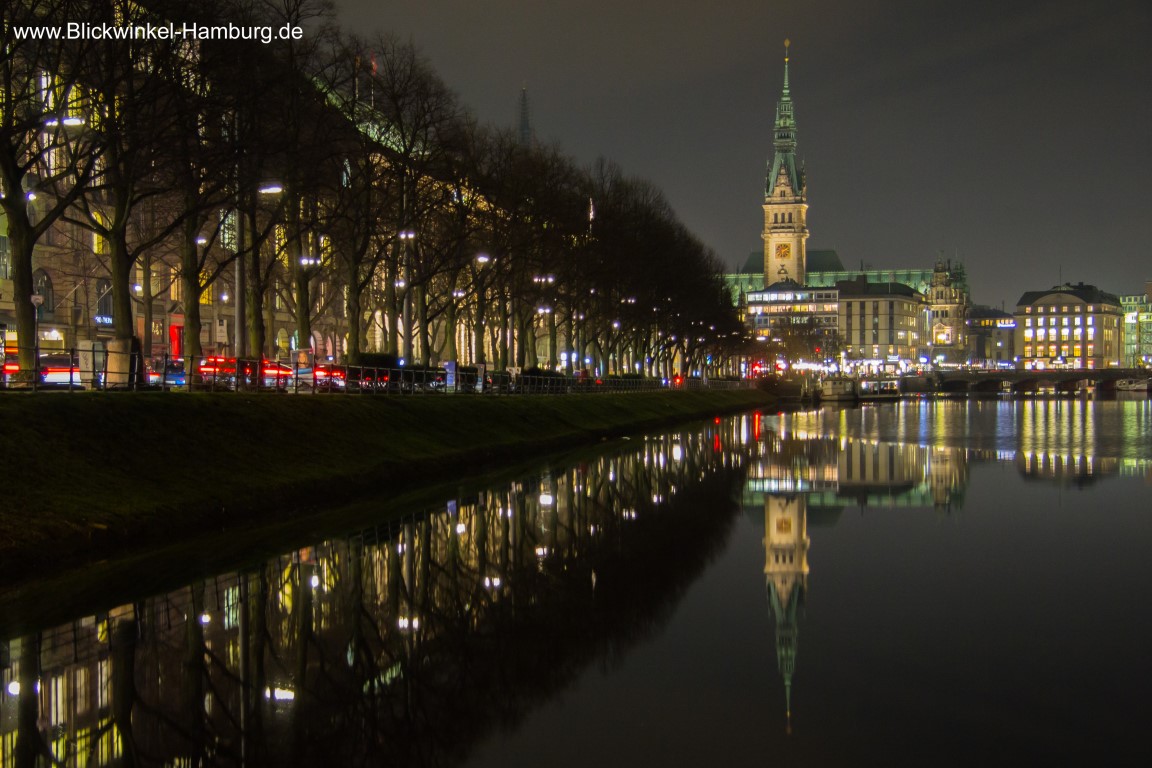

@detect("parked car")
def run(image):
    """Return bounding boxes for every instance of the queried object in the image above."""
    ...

[38,351,85,387]
[516,367,570,394]
[2,349,86,387]
[258,360,293,390]
[147,358,186,388]
[196,357,290,390]
[297,362,363,392]
[485,370,514,394]
[401,365,446,393]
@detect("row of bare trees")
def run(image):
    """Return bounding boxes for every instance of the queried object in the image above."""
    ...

[2,0,747,377]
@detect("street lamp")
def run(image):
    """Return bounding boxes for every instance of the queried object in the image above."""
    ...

[234,181,283,358]
[30,293,44,362]
[399,231,415,362]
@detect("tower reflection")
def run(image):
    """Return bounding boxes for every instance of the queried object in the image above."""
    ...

[750,423,973,734]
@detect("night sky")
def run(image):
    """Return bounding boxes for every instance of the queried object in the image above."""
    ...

[337,1,1151,309]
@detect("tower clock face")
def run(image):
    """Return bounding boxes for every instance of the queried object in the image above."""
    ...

[775,243,791,260]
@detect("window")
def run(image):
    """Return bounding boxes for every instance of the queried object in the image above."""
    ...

[0,235,9,279]
[96,278,113,317]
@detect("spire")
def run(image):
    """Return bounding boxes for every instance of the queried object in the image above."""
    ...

[766,40,801,197]
[518,87,533,148]
[782,38,791,99]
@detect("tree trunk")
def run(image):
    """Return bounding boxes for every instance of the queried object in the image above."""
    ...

[6,222,37,372]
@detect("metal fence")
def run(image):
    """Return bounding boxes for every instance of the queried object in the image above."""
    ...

[1,344,750,395]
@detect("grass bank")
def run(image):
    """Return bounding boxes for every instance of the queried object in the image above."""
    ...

[0,389,774,573]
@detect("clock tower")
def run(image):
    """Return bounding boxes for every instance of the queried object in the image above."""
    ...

[763,40,808,285]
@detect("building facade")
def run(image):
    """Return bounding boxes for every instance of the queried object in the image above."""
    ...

[966,305,1016,367]
[926,260,970,363]
[1119,285,1152,368]
[1014,283,1124,370]
[745,279,839,361]
[836,276,928,371]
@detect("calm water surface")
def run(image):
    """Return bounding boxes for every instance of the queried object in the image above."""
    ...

[2,398,1150,766]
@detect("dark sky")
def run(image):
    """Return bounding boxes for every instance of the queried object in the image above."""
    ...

[337,0,1151,309]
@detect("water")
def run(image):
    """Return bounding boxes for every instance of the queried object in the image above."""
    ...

[1,399,1150,766]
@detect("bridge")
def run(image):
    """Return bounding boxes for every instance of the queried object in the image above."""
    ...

[902,368,1149,394]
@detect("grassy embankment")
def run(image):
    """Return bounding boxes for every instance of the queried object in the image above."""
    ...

[0,389,774,568]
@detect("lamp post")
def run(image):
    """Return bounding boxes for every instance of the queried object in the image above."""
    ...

[399,231,415,362]
[233,182,283,358]
[30,293,43,372]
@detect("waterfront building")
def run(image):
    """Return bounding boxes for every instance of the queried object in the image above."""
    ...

[926,260,970,363]
[1119,284,1152,368]
[967,305,1016,366]
[745,279,839,360]
[1014,283,1124,370]
[835,276,927,371]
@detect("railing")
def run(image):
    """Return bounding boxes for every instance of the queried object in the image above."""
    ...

[0,343,751,396]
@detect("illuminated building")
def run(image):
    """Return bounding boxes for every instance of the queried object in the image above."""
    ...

[835,276,927,370]
[926,260,970,363]
[1119,284,1152,368]
[1014,283,1124,370]
[744,280,839,356]
[967,305,1016,366]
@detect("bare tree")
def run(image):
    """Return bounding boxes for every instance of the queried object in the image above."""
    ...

[0,0,100,373]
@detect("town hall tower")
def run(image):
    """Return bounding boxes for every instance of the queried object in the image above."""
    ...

[762,40,809,286]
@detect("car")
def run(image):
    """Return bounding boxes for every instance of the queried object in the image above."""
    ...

[196,356,238,389]
[258,360,293,390]
[516,367,570,394]
[1,348,84,388]
[195,357,291,390]
[38,351,85,387]
[485,370,513,394]
[147,358,186,388]
[401,365,446,393]
[306,363,349,392]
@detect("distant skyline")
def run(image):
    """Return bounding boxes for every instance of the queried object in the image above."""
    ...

[338,1,1151,309]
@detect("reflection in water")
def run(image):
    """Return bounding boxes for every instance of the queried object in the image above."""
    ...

[753,399,1152,734]
[4,401,1151,765]
[762,496,807,735]
[0,421,758,767]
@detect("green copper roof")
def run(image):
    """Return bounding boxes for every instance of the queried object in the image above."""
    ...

[806,249,843,272]
[766,42,805,198]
